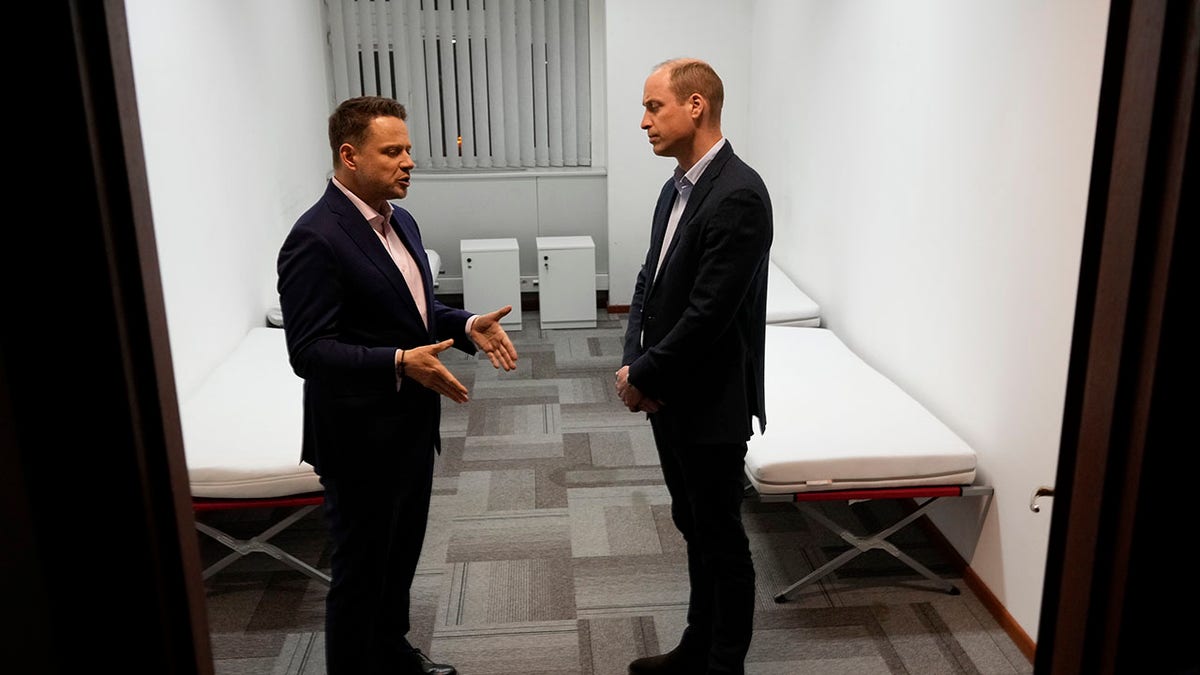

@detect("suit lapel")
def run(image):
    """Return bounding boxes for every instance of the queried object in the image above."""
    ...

[645,181,677,296]
[328,186,427,328]
[651,143,735,288]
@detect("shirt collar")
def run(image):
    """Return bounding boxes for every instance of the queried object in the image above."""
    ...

[331,176,393,233]
[674,137,727,193]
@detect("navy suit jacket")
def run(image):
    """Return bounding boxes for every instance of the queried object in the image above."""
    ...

[622,142,773,444]
[277,181,476,478]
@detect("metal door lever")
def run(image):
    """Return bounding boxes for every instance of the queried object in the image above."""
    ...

[1030,486,1055,513]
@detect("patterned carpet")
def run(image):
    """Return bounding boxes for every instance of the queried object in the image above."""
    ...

[197,311,1032,674]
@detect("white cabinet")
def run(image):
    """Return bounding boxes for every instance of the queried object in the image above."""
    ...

[536,236,596,329]
[461,238,522,331]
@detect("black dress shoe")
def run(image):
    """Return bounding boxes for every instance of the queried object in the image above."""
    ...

[628,644,707,674]
[406,648,457,675]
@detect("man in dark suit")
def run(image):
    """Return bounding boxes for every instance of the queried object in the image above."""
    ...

[277,96,518,675]
[616,59,773,675]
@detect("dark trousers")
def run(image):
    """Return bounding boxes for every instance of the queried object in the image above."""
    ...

[319,448,435,675]
[650,419,756,675]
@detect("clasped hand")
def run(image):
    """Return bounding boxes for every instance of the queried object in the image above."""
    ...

[614,365,661,413]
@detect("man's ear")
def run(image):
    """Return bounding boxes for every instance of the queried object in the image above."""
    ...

[338,143,356,169]
[689,93,706,120]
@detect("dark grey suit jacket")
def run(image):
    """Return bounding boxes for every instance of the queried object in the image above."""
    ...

[277,182,476,478]
[623,142,773,444]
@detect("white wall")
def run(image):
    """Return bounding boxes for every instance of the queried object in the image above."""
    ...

[400,171,609,293]
[745,0,1110,639]
[125,0,331,400]
[604,0,754,307]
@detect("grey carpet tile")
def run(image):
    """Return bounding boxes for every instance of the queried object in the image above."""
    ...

[566,484,674,557]
[550,337,624,371]
[602,501,665,555]
[443,558,577,625]
[463,433,566,461]
[620,608,688,654]
[562,466,667,487]
[530,350,563,380]
[445,509,573,562]
[468,401,563,436]
[579,616,659,675]
[439,404,472,437]
[430,621,584,675]
[200,311,1031,675]
[585,428,659,467]
[573,554,692,614]
[470,375,625,406]
[211,631,296,662]
[560,402,651,433]
[471,381,563,401]
[482,468,540,511]
[269,632,324,675]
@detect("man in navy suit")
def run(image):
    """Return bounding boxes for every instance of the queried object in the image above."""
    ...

[277,96,518,675]
[616,59,773,675]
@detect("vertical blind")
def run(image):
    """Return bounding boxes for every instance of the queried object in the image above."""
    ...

[328,0,591,170]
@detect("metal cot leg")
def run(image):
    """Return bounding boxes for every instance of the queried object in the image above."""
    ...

[774,496,957,602]
[195,503,331,586]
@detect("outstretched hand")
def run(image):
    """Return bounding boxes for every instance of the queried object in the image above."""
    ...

[402,339,470,403]
[469,305,519,371]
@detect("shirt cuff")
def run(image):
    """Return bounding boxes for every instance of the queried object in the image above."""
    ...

[465,314,482,349]
[394,348,404,391]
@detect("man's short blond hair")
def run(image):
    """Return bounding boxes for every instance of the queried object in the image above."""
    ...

[655,58,724,123]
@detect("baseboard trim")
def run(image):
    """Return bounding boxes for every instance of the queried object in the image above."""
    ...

[607,304,630,314]
[911,500,1037,664]
[962,563,1037,663]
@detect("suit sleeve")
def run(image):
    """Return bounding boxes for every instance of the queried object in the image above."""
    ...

[277,224,397,392]
[432,299,476,355]
[622,258,651,365]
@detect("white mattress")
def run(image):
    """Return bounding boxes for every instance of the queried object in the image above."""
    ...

[426,248,441,287]
[766,260,821,327]
[746,326,976,494]
[182,327,318,499]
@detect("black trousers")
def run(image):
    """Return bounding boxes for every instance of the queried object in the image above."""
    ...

[319,448,435,675]
[650,419,756,675]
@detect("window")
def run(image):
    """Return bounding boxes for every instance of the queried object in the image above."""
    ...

[326,0,592,171]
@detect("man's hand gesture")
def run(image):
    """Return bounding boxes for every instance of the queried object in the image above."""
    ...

[469,305,519,371]
[402,339,470,403]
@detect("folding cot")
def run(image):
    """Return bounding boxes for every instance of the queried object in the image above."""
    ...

[181,326,329,585]
[766,260,821,327]
[745,325,992,601]
[186,248,442,585]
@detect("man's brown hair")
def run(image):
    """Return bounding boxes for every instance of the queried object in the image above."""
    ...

[328,96,407,166]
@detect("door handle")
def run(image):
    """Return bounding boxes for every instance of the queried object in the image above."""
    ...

[1030,486,1055,513]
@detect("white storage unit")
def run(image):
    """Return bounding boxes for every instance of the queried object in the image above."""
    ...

[536,236,596,329]
[460,238,522,331]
